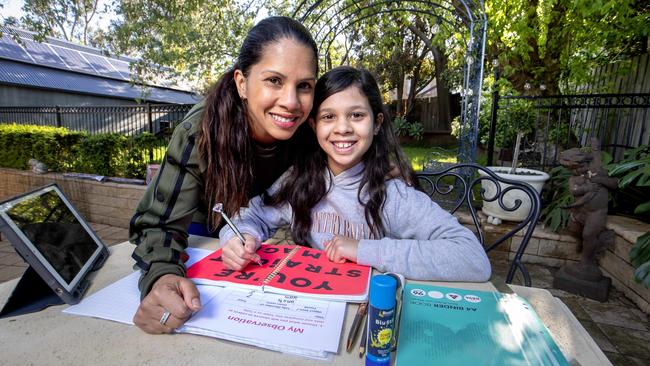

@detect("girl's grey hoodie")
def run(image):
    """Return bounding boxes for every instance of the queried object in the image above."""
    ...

[220,163,491,282]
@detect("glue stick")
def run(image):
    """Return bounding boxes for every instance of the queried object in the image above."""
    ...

[366,274,397,366]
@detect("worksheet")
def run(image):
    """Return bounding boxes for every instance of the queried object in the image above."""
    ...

[183,288,345,357]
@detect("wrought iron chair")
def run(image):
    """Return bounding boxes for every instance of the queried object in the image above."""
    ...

[415,163,542,286]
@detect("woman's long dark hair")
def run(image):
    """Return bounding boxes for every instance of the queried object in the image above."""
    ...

[267,66,416,243]
[197,16,318,230]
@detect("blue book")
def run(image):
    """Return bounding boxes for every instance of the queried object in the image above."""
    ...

[395,284,570,366]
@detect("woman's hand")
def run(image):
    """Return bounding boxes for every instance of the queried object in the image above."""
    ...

[324,235,359,263]
[133,274,202,334]
[221,233,260,271]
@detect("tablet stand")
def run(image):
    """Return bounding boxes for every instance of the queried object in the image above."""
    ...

[0,266,64,318]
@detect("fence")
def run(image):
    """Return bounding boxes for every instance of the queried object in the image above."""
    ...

[0,103,194,136]
[575,53,650,95]
[489,93,650,170]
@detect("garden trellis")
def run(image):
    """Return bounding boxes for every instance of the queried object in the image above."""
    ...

[292,0,487,163]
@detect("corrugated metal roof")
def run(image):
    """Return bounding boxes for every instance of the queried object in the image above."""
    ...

[0,26,197,100]
[0,59,200,104]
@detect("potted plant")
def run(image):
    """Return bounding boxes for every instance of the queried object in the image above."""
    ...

[479,101,550,225]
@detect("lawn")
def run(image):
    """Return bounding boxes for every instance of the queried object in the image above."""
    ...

[401,144,458,171]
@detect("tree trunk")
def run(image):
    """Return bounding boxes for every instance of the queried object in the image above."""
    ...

[407,23,452,130]
[431,46,451,130]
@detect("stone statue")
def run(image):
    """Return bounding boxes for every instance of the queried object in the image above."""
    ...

[28,159,48,174]
[553,138,618,301]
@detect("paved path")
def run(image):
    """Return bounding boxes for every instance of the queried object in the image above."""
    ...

[0,224,648,365]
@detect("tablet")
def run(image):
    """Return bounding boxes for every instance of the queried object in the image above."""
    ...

[0,184,109,304]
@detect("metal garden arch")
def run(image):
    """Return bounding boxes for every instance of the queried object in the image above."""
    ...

[292,1,487,163]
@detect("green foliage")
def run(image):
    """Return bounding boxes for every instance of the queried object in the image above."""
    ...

[609,146,650,192]
[74,133,128,177]
[19,0,106,45]
[479,97,536,148]
[0,124,166,179]
[110,0,256,89]
[0,124,83,171]
[475,78,572,153]
[606,145,650,217]
[631,232,650,288]
[541,165,573,232]
[393,116,424,141]
[124,133,165,178]
[487,0,648,94]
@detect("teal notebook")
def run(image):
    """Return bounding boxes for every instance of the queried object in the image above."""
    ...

[395,284,570,366]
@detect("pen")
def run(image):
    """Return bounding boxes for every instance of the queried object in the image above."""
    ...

[358,315,367,358]
[212,203,262,266]
[346,301,368,352]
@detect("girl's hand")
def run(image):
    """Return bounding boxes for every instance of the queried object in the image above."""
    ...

[324,235,359,263]
[221,233,260,271]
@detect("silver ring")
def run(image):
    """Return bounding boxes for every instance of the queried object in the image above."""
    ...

[159,310,171,325]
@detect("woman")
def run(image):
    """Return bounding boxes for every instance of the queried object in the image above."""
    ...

[129,16,318,334]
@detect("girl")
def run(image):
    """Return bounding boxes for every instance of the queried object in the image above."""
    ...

[130,16,319,334]
[220,66,491,282]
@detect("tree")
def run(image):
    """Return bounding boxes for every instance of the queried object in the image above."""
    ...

[20,0,104,45]
[486,0,649,95]
[285,1,462,123]
[109,0,259,90]
[346,12,435,117]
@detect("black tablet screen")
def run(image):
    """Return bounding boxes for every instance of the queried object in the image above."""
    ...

[5,189,98,284]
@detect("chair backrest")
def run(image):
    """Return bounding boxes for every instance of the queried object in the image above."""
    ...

[415,163,542,286]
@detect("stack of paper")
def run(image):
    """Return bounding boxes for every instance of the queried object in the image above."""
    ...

[63,249,346,360]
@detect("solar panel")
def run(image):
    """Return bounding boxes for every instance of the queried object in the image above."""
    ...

[107,59,132,79]
[22,39,66,69]
[84,53,123,79]
[0,26,195,99]
[0,33,33,63]
[50,45,97,74]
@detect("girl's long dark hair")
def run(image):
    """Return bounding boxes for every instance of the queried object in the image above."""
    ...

[267,66,416,243]
[197,16,318,230]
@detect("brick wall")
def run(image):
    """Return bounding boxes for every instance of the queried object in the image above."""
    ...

[0,167,146,228]
[456,211,581,267]
[602,216,650,314]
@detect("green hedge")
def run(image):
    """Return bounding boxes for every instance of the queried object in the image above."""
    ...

[0,124,166,179]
